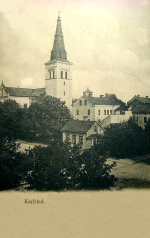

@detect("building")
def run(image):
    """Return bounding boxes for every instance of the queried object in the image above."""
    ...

[101,104,132,128]
[62,120,104,150]
[72,88,120,122]
[0,14,72,109]
[127,95,150,128]
[0,81,45,107]
[45,14,72,110]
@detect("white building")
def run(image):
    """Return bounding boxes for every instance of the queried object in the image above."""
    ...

[45,15,72,110]
[72,88,120,122]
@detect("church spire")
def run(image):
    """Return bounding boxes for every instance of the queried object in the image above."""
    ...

[50,13,67,61]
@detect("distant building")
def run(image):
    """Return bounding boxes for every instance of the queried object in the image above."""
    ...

[61,120,104,150]
[0,81,45,107]
[72,88,121,122]
[101,104,132,128]
[127,95,150,128]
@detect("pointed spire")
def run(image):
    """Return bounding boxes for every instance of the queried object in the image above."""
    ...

[50,14,67,61]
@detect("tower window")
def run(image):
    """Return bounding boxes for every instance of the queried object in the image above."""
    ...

[104,110,106,115]
[88,109,90,115]
[64,91,65,96]
[64,81,65,86]
[107,110,109,115]
[61,71,63,78]
[98,110,100,115]
[65,72,67,79]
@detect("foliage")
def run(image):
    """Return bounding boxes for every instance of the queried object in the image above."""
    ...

[21,94,72,142]
[144,118,150,153]
[100,118,147,158]
[25,141,117,190]
[0,99,23,140]
[0,100,31,190]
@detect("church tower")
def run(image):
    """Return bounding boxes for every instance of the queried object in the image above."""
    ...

[45,14,72,109]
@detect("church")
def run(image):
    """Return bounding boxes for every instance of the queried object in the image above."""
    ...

[0,14,73,110]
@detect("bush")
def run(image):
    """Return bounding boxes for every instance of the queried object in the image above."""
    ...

[25,141,117,190]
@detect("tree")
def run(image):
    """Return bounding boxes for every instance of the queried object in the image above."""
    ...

[21,94,72,142]
[0,99,31,190]
[25,141,117,190]
[101,118,146,158]
[144,118,150,153]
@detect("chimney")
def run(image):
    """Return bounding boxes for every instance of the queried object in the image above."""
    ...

[146,96,149,98]
[100,95,104,98]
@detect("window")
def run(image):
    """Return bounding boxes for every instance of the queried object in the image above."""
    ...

[84,100,87,105]
[65,72,67,79]
[76,110,79,115]
[61,71,63,78]
[52,71,54,78]
[107,110,109,115]
[98,110,100,115]
[49,71,51,79]
[64,81,65,86]
[64,91,65,96]
[24,103,27,109]
[72,135,76,145]
[79,136,83,145]
[144,117,147,123]
[79,100,82,106]
[94,126,97,132]
[110,110,112,115]
[88,109,90,115]
[104,110,106,115]
[66,134,70,142]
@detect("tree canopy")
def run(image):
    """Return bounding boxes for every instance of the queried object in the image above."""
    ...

[26,141,117,190]
[21,94,72,142]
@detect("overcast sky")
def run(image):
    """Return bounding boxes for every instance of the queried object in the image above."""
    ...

[0,0,150,102]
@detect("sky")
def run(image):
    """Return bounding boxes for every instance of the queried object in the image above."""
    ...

[0,0,150,102]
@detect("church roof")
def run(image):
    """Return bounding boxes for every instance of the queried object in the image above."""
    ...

[5,87,45,97]
[45,15,69,64]
[62,120,98,133]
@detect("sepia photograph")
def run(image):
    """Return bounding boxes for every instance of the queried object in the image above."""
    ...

[0,0,150,237]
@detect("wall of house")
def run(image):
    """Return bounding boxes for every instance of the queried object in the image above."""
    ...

[133,114,150,128]
[9,96,30,107]
[101,114,132,128]
[72,98,119,121]
[72,97,95,121]
[62,132,88,149]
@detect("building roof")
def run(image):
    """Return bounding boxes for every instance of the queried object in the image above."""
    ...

[88,97,120,106]
[45,15,68,64]
[128,95,150,105]
[5,87,45,97]
[114,104,129,111]
[132,104,150,114]
[62,120,98,133]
